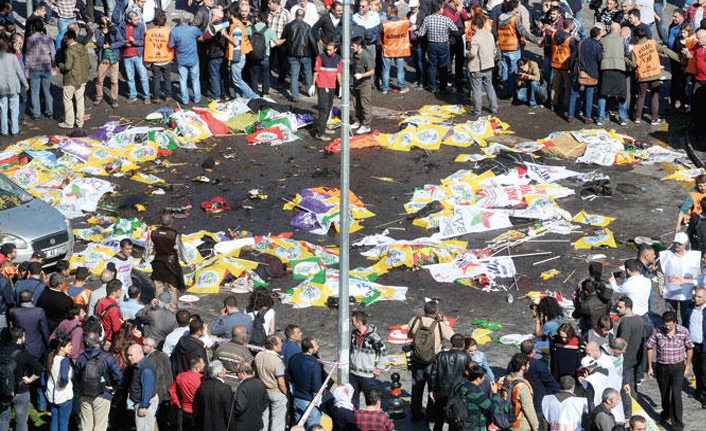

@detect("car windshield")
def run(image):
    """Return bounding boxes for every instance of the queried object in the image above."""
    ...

[0,173,34,209]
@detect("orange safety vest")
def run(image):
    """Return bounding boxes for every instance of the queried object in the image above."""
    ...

[634,39,661,80]
[70,288,92,308]
[685,36,697,75]
[498,375,533,428]
[381,19,411,58]
[689,191,706,216]
[551,32,573,70]
[227,20,253,61]
[497,15,519,51]
[143,26,175,63]
[465,18,492,44]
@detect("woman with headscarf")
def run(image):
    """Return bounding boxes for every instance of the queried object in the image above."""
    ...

[329,384,357,431]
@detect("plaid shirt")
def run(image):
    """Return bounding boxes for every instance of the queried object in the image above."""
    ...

[24,33,56,72]
[646,324,694,364]
[355,409,396,431]
[47,0,76,19]
[267,8,292,38]
[417,13,458,43]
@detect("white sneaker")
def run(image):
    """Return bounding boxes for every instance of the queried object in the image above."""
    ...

[356,126,371,134]
[351,121,361,129]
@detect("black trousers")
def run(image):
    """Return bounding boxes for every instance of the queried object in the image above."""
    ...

[270,45,288,85]
[449,37,464,85]
[316,88,334,136]
[656,362,685,430]
[431,395,449,431]
[694,345,706,399]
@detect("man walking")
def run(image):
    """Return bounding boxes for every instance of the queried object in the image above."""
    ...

[168,12,204,105]
[429,333,469,430]
[615,296,647,394]
[253,335,288,431]
[687,286,706,408]
[467,15,497,115]
[349,310,388,409]
[281,8,317,102]
[350,37,375,135]
[646,311,693,429]
[143,214,194,313]
[288,337,323,428]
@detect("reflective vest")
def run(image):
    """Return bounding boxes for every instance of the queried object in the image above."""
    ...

[227,20,252,61]
[70,288,91,308]
[143,26,174,63]
[497,15,519,51]
[465,18,492,44]
[634,39,661,80]
[685,36,697,75]
[689,191,706,216]
[551,32,573,70]
[381,20,411,58]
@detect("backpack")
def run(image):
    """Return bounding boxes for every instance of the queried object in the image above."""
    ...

[494,376,531,430]
[0,349,20,403]
[249,25,267,62]
[444,383,478,431]
[80,352,111,398]
[409,317,441,366]
[250,310,268,346]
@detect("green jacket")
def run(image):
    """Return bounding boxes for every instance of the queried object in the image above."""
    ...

[625,37,679,82]
[59,42,90,87]
[516,60,541,89]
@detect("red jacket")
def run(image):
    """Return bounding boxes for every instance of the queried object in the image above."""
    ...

[95,297,121,342]
[169,370,204,414]
[691,44,706,81]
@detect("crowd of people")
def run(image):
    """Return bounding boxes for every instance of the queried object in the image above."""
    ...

[0,0,701,135]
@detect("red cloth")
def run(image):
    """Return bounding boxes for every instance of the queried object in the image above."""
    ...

[169,370,204,413]
[193,109,231,135]
[690,45,706,81]
[124,26,138,58]
[95,297,122,342]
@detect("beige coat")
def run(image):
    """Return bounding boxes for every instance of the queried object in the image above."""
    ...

[467,29,497,73]
[406,315,454,353]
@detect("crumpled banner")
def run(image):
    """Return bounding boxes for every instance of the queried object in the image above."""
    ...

[283,187,375,234]
[574,229,617,249]
[572,211,615,227]
[662,167,705,182]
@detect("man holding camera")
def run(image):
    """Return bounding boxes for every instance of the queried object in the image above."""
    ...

[406,300,453,424]
[94,15,123,108]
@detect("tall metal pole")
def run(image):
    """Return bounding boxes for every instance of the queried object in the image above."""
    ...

[337,0,351,385]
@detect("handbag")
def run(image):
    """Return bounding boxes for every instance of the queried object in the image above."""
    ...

[577,40,598,86]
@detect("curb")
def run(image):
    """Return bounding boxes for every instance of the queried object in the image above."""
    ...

[684,120,706,170]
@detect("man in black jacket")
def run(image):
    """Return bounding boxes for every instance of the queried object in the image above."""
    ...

[143,337,173,431]
[0,327,42,431]
[312,1,343,47]
[282,8,318,102]
[232,362,269,431]
[429,333,469,431]
[172,317,209,377]
[194,360,232,431]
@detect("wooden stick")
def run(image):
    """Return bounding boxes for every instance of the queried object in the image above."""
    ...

[532,255,561,266]
[563,269,577,283]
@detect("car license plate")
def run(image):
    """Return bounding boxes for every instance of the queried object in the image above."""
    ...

[46,245,67,259]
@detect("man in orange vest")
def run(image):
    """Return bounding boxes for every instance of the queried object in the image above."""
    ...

[144,11,174,103]
[380,5,410,94]
[550,18,576,115]
[495,0,541,98]
[221,3,259,99]
[625,26,679,125]
[676,174,706,235]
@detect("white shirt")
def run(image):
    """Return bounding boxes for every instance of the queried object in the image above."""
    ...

[636,0,655,24]
[109,255,134,293]
[330,13,341,28]
[247,308,276,336]
[610,274,651,317]
[690,304,706,343]
[353,11,381,30]
[290,2,319,27]
[660,250,701,301]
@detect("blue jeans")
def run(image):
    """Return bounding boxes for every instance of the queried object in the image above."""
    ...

[208,58,224,98]
[517,81,540,106]
[542,56,553,85]
[501,49,521,97]
[0,391,30,431]
[50,400,72,431]
[596,96,628,123]
[382,56,406,92]
[288,56,312,101]
[29,69,52,118]
[427,42,449,92]
[249,56,270,96]
[292,397,321,429]
[411,43,425,85]
[654,1,667,42]
[349,373,378,410]
[230,56,258,99]
[411,362,434,421]
[124,56,150,100]
[0,94,19,135]
[18,89,26,123]
[57,18,75,35]
[568,83,596,119]
[177,63,200,104]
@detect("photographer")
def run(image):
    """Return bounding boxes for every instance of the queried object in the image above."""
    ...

[94,15,124,108]
[600,0,625,26]
[532,296,567,339]
[538,6,562,84]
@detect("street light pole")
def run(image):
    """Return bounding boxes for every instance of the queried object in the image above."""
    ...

[337,0,351,385]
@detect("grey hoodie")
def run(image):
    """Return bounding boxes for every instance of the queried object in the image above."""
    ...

[349,324,388,378]
[495,11,539,46]
[0,52,27,96]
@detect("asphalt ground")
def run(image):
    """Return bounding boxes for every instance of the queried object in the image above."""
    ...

[2,0,706,429]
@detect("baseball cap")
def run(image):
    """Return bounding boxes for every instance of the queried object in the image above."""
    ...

[579,356,598,370]
[674,232,689,244]
[409,0,420,7]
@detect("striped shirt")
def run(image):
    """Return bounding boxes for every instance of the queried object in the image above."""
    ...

[456,381,501,431]
[646,324,694,364]
[314,53,342,88]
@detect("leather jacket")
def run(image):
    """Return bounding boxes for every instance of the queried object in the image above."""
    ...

[282,19,317,58]
[430,349,471,397]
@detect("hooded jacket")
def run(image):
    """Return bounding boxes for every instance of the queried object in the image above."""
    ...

[75,347,124,400]
[172,334,209,377]
[495,11,539,46]
[349,324,388,378]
